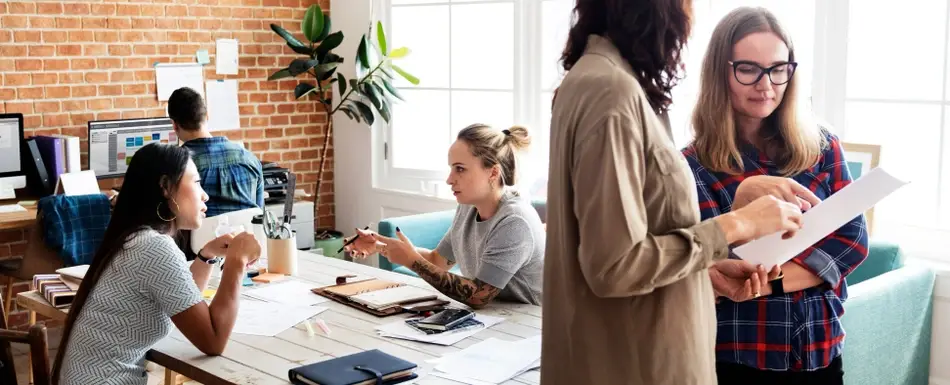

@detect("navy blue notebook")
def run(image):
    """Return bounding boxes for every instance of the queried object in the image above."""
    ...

[288,349,418,385]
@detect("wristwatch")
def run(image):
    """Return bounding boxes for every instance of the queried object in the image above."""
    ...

[770,273,785,295]
[196,249,221,265]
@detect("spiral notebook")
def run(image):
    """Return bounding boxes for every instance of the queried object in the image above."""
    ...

[313,277,438,317]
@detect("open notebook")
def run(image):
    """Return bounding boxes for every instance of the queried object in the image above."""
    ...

[313,278,441,317]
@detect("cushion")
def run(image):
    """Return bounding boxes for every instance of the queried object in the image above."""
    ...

[847,241,904,286]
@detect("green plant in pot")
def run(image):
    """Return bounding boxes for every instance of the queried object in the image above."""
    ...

[268,4,419,258]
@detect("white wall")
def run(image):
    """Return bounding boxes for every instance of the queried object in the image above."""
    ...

[332,0,455,268]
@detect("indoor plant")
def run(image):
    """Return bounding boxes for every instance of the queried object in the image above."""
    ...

[268,4,418,256]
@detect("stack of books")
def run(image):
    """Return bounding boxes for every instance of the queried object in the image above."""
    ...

[31,265,88,309]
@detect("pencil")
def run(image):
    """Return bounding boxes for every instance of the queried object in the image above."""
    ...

[337,226,370,254]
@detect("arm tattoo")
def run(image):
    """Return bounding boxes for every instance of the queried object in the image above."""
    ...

[410,259,500,308]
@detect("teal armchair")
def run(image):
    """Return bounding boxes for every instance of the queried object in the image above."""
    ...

[841,242,935,385]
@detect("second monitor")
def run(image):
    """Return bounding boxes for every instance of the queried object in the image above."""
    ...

[88,118,178,179]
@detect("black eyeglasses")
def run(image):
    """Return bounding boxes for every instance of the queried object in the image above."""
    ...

[728,60,798,86]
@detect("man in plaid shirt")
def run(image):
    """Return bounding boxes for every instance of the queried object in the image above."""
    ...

[168,87,264,218]
[683,132,868,377]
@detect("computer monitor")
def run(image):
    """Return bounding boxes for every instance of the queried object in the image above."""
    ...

[88,117,177,179]
[0,113,26,189]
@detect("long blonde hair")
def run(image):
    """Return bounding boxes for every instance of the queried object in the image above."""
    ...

[690,7,825,176]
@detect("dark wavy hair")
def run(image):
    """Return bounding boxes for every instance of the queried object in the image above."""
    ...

[561,0,693,112]
[51,143,191,384]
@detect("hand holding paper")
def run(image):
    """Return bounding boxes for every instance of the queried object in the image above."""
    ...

[732,167,907,267]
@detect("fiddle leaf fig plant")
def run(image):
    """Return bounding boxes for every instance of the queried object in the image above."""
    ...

[269,4,419,239]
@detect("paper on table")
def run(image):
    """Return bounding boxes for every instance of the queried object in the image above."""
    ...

[0,204,26,213]
[216,39,239,75]
[243,279,328,307]
[733,167,908,267]
[205,80,240,131]
[433,335,542,384]
[155,63,205,101]
[375,314,504,346]
[57,170,100,196]
[232,300,327,337]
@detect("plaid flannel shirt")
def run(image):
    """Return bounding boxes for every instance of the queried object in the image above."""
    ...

[682,131,869,371]
[182,137,264,218]
[38,194,111,266]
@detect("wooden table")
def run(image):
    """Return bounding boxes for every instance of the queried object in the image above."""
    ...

[0,200,36,231]
[18,252,543,385]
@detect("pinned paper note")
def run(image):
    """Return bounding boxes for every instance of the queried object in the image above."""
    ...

[155,63,205,101]
[205,80,240,131]
[196,49,210,65]
[216,39,239,75]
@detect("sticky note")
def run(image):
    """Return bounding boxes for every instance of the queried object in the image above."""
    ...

[202,289,216,299]
[251,273,287,284]
[196,49,210,65]
[242,276,254,286]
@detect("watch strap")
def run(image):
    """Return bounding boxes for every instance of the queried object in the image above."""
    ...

[770,276,785,295]
[196,251,220,264]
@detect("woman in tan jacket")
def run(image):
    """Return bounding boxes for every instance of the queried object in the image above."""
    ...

[541,1,808,384]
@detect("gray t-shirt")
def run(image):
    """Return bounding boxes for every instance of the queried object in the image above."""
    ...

[435,192,545,305]
[60,229,203,385]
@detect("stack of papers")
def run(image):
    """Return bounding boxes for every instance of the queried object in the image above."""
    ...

[243,280,328,307]
[233,300,327,337]
[428,336,542,385]
[374,314,504,346]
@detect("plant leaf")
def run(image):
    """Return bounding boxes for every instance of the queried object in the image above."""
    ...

[288,59,319,76]
[318,66,337,81]
[349,79,360,94]
[267,68,294,81]
[316,15,332,42]
[388,47,410,59]
[302,4,325,43]
[294,83,318,99]
[377,77,404,101]
[337,73,347,95]
[354,100,375,125]
[379,66,395,79]
[376,21,388,56]
[341,102,361,123]
[357,36,371,70]
[392,64,419,85]
[271,24,307,50]
[361,84,383,110]
[315,31,344,57]
[378,97,392,123]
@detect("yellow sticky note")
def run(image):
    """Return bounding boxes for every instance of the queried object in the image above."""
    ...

[202,289,216,299]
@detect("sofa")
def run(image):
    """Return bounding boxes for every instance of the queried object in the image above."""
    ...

[378,205,935,385]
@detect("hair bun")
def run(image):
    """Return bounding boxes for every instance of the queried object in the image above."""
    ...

[502,129,511,136]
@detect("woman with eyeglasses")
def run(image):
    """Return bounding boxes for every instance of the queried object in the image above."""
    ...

[682,7,868,385]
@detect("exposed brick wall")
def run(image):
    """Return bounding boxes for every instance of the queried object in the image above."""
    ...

[0,0,335,330]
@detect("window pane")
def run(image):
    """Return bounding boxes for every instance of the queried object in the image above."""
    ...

[941,107,950,228]
[844,102,940,227]
[393,0,443,4]
[392,89,451,171]
[523,92,554,198]
[391,5,450,88]
[848,1,945,100]
[450,91,513,137]
[541,0,573,91]
[451,3,514,89]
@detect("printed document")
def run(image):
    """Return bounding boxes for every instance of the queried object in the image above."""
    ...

[733,167,907,267]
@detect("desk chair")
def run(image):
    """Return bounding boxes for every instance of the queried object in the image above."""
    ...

[0,293,51,385]
[0,218,64,324]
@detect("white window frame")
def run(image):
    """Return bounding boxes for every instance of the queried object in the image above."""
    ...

[373,0,552,198]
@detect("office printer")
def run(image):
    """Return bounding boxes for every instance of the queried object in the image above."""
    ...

[262,161,292,204]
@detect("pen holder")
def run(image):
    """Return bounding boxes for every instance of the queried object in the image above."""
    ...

[267,233,297,275]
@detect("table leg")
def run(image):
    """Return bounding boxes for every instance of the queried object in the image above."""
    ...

[164,367,174,385]
[28,310,35,384]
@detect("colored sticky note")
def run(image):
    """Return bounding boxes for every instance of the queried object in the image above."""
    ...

[242,276,254,286]
[196,49,210,65]
[202,289,216,299]
[251,273,287,284]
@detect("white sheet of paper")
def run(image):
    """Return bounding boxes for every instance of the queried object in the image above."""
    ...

[243,280,328,307]
[155,63,205,101]
[375,314,504,346]
[0,204,26,213]
[216,39,239,75]
[733,167,908,267]
[232,300,327,337]
[433,335,542,384]
[205,80,240,131]
[58,170,100,196]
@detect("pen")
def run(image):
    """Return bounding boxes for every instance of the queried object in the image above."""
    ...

[337,225,370,254]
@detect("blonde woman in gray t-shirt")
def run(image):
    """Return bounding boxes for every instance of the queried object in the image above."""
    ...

[347,124,545,307]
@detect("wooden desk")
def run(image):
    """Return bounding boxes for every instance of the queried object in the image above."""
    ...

[0,202,36,231]
[18,252,543,385]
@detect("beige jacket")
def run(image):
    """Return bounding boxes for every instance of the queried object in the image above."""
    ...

[540,35,730,385]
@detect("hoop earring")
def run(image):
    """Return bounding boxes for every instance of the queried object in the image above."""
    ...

[156,199,179,222]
